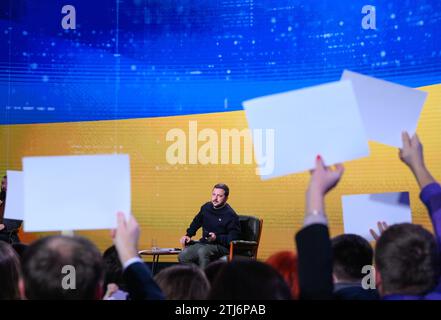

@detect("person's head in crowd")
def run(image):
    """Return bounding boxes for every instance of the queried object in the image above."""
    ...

[375,223,440,297]
[211,183,229,208]
[12,243,28,261]
[154,264,210,300]
[103,246,128,300]
[21,235,103,300]
[204,260,228,285]
[266,251,299,299]
[209,259,292,300]
[102,245,124,288]
[0,241,21,299]
[332,234,373,284]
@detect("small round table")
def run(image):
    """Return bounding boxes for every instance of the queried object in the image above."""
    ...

[138,248,182,275]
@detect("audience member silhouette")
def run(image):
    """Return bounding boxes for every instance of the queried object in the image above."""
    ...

[209,259,292,300]
[0,241,21,300]
[266,251,300,299]
[331,234,379,300]
[154,264,210,300]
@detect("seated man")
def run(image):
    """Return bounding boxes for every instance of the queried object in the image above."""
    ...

[178,183,241,269]
[0,175,22,243]
[0,175,6,229]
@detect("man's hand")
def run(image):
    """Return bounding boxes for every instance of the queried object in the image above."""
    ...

[0,224,4,231]
[207,232,216,242]
[399,131,435,189]
[369,221,388,241]
[112,212,140,265]
[103,283,119,300]
[180,235,191,247]
[306,155,344,214]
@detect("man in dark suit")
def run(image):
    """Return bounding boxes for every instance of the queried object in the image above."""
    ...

[0,175,23,243]
[0,175,6,225]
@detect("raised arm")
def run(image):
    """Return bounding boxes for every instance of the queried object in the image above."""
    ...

[399,132,441,245]
[399,132,436,189]
[295,156,344,300]
[112,212,164,300]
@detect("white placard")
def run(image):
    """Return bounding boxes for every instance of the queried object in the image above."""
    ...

[23,154,131,232]
[243,80,370,179]
[342,192,412,241]
[341,70,428,148]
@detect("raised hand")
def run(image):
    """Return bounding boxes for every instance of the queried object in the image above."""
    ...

[399,131,435,189]
[399,132,424,170]
[369,221,389,241]
[306,155,344,215]
[112,212,140,265]
[308,155,345,197]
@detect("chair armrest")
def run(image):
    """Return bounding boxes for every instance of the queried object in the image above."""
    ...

[230,240,258,246]
[228,241,259,261]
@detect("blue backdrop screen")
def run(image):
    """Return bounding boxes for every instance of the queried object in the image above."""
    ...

[1,0,440,124]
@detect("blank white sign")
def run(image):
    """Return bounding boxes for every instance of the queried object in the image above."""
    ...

[243,80,370,179]
[23,154,131,232]
[342,192,412,241]
[341,70,428,148]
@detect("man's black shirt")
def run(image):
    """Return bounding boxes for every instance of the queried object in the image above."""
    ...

[186,202,241,247]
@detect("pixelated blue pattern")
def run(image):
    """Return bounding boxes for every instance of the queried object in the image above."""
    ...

[1,0,440,124]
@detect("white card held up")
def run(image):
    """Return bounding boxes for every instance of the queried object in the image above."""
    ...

[4,170,24,221]
[22,154,131,232]
[341,70,428,148]
[342,192,412,241]
[243,80,370,179]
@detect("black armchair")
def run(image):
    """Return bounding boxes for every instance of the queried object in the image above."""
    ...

[0,219,22,244]
[228,215,263,261]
